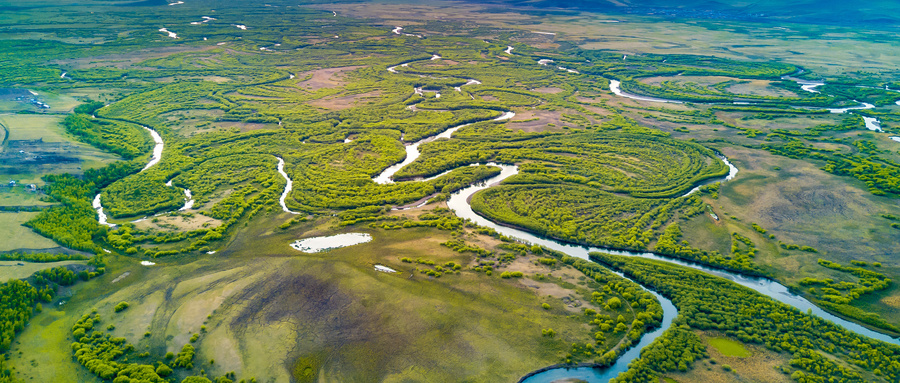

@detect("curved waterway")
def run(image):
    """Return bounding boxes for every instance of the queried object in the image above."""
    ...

[609,80,682,104]
[608,79,881,125]
[441,163,898,381]
[276,157,301,215]
[94,126,166,227]
[377,62,499,184]
[371,112,897,381]
[378,56,899,380]
[522,290,676,383]
[372,111,514,184]
[141,127,164,172]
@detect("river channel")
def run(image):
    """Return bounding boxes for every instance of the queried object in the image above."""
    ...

[380,55,899,381]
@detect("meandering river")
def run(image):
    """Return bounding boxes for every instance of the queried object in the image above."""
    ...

[608,77,883,128]
[94,126,166,227]
[439,161,898,381]
[378,57,899,381]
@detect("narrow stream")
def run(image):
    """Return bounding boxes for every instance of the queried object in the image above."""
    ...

[276,157,300,215]
[94,126,165,227]
[609,80,682,104]
[607,71,897,147]
[608,78,881,125]
[141,127,164,172]
[372,111,514,184]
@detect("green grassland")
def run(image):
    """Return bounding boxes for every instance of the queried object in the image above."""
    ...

[0,213,61,252]
[707,337,751,358]
[0,260,86,282]
[0,186,54,207]
[0,0,898,382]
[0,114,121,184]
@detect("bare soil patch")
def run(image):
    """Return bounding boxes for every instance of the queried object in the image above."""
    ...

[308,90,382,110]
[882,293,900,309]
[133,213,222,232]
[532,87,564,94]
[509,109,592,132]
[297,66,365,90]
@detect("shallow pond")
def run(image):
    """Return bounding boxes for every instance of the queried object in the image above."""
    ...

[289,233,372,253]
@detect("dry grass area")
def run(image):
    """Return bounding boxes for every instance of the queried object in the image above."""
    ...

[662,331,792,383]
[297,66,365,91]
[132,213,222,232]
[506,257,598,314]
[50,45,218,70]
[639,75,736,87]
[509,109,572,132]
[308,90,382,110]
[507,105,605,132]
[639,75,800,98]
[695,146,899,290]
[0,212,61,251]
[423,59,459,67]
[726,80,799,98]
[532,87,564,94]
[882,293,900,309]
[213,121,278,133]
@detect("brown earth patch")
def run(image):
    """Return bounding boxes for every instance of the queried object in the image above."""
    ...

[508,109,591,132]
[882,293,900,309]
[532,87,564,94]
[214,121,278,132]
[297,66,365,90]
[133,212,222,232]
[308,90,383,110]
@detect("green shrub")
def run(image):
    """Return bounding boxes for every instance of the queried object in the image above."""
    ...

[156,364,173,377]
[113,302,129,313]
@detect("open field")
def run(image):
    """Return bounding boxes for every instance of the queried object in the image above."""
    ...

[0,259,86,282]
[326,1,900,78]
[0,186,53,207]
[0,114,120,183]
[707,336,751,358]
[0,212,61,251]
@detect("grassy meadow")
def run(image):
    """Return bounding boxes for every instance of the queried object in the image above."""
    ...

[0,213,61,252]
